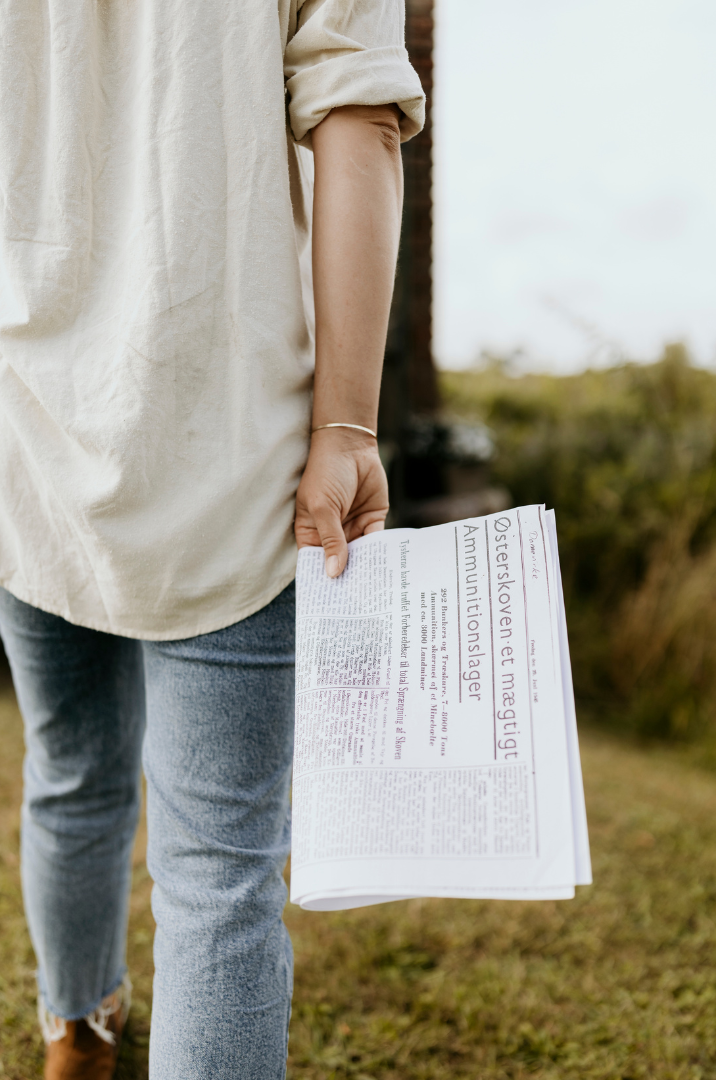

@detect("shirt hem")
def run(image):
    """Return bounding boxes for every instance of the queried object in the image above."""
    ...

[0,569,298,642]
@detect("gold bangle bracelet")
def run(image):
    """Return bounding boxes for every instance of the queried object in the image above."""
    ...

[312,422,377,438]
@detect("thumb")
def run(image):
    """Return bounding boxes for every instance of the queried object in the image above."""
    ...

[311,500,349,578]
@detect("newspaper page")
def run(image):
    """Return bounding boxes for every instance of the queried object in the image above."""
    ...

[291,505,592,911]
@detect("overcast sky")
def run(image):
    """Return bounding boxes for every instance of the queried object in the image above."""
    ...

[432,0,716,372]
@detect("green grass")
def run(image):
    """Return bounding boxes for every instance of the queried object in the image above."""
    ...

[3,682,716,1079]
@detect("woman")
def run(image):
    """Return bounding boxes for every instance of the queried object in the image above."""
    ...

[0,1,424,1077]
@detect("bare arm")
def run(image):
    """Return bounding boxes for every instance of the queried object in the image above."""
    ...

[294,103,403,576]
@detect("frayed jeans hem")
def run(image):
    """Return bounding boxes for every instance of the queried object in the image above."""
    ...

[37,966,128,1022]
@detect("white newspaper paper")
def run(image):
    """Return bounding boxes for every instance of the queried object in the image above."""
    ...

[291,505,591,911]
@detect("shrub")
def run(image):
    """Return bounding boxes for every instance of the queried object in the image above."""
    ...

[440,345,716,740]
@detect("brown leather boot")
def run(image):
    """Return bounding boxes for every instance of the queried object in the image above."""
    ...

[41,979,131,1080]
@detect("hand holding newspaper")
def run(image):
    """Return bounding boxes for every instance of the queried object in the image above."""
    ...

[291,505,591,911]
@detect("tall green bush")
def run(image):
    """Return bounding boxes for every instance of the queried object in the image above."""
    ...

[441,346,716,739]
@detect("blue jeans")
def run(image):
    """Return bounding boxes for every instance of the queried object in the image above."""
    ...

[0,584,295,1079]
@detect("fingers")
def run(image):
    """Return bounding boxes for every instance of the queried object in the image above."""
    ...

[296,504,385,574]
[310,501,350,578]
[294,521,322,550]
[344,509,387,542]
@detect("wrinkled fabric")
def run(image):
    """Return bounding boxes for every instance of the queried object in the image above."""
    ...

[0,582,296,1079]
[0,0,424,640]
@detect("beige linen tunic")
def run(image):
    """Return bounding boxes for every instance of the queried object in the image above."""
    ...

[0,0,424,639]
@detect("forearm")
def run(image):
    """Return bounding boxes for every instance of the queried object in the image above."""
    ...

[295,104,401,573]
[311,104,404,431]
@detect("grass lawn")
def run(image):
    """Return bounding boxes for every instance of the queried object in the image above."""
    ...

[2,680,716,1079]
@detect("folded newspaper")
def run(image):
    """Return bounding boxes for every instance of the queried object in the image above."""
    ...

[291,505,591,911]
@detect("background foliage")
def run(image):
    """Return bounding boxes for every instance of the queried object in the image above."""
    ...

[441,346,716,742]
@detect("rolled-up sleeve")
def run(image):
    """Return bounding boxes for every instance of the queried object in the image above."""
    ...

[284,0,426,145]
